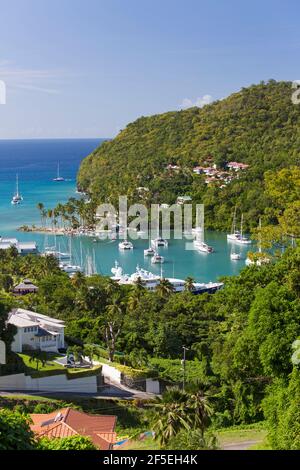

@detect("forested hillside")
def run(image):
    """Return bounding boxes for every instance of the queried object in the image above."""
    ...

[78,80,300,231]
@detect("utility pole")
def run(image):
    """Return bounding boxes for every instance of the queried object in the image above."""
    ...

[182,346,189,391]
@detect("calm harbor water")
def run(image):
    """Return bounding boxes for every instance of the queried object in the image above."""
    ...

[0,139,254,282]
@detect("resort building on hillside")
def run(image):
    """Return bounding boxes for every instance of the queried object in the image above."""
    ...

[13,279,39,295]
[30,408,117,450]
[227,161,249,171]
[8,308,65,353]
[176,195,192,205]
[0,238,38,255]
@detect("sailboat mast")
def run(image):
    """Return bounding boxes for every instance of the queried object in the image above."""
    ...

[232,207,236,233]
[240,214,244,238]
[259,217,262,253]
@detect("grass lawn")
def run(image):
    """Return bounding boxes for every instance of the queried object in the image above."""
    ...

[17,352,65,377]
[17,352,101,379]
[124,436,159,450]
[216,422,269,449]
[0,393,60,402]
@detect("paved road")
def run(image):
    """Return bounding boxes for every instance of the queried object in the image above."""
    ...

[222,439,261,450]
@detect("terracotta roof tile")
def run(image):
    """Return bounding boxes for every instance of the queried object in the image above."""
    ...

[30,408,117,450]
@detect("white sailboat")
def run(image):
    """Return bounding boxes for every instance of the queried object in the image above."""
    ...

[228,211,251,245]
[11,174,23,205]
[59,237,83,274]
[53,162,65,182]
[227,207,241,242]
[85,250,97,276]
[193,224,214,253]
[144,222,156,256]
[151,225,168,248]
[118,233,133,251]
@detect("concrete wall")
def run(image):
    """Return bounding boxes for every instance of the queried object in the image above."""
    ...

[146,379,160,394]
[0,340,5,364]
[99,361,161,395]
[100,363,122,383]
[0,372,97,393]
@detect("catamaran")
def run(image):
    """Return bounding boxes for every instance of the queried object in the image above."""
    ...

[227,211,251,245]
[53,162,65,182]
[144,222,156,256]
[193,225,214,253]
[118,234,133,250]
[11,174,23,205]
[59,238,83,274]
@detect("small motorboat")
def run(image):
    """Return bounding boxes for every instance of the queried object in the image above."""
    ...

[119,240,133,250]
[144,246,155,256]
[151,253,165,264]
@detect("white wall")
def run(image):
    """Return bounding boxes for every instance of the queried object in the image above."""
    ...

[0,372,97,393]
[100,363,122,383]
[146,379,160,394]
[0,340,6,364]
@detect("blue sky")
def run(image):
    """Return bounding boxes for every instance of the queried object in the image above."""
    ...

[0,0,299,139]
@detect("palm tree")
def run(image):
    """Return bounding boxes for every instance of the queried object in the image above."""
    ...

[156,278,174,298]
[41,209,47,228]
[103,296,124,362]
[152,388,192,448]
[37,202,44,227]
[71,271,86,289]
[184,276,195,292]
[47,208,54,231]
[188,391,213,436]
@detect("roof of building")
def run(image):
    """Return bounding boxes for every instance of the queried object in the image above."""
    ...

[13,279,38,291]
[8,308,65,330]
[30,408,117,450]
[18,242,38,249]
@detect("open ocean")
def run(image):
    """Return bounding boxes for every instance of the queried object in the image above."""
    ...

[0,139,253,282]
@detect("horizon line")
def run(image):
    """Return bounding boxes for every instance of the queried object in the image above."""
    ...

[0,136,112,141]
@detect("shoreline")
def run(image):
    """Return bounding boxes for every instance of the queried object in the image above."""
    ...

[17,225,78,236]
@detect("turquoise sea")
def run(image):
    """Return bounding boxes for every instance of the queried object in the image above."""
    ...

[0,139,254,282]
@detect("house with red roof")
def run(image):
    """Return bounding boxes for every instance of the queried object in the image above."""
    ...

[30,407,117,450]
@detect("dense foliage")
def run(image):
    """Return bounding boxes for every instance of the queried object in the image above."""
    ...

[77,80,300,232]
[38,435,96,450]
[0,409,35,450]
[1,243,299,440]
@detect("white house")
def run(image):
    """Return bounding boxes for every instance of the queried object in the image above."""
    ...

[0,238,38,255]
[176,195,192,205]
[8,308,65,353]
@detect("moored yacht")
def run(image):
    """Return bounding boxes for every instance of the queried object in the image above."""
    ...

[227,212,251,244]
[151,237,168,248]
[110,262,223,295]
[151,252,164,264]
[11,174,23,205]
[230,252,241,260]
[53,162,65,182]
[193,239,214,253]
[118,239,133,250]
[144,246,155,256]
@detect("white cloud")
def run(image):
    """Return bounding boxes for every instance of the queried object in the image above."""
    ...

[0,60,64,95]
[180,94,213,109]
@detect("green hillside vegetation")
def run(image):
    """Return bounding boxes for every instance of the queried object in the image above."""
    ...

[77,80,300,232]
